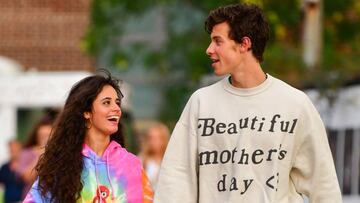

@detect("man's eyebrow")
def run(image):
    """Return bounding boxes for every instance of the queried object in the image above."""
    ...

[211,36,222,40]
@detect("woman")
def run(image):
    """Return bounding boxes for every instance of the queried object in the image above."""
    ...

[138,122,169,190]
[24,71,153,203]
[16,115,53,196]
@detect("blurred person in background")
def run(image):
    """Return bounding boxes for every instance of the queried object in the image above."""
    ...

[138,122,170,190]
[15,116,53,197]
[0,140,25,203]
[23,70,153,203]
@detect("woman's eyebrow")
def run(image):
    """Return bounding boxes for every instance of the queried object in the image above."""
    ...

[101,97,112,101]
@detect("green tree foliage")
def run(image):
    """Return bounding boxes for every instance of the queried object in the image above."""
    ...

[322,1,360,87]
[84,0,360,126]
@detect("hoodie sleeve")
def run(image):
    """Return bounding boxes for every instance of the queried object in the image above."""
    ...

[23,179,50,203]
[290,97,342,203]
[154,93,199,203]
[142,169,154,203]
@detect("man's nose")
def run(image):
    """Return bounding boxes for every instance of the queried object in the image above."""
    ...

[206,42,214,56]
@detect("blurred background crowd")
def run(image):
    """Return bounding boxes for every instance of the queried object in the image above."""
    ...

[0,0,360,202]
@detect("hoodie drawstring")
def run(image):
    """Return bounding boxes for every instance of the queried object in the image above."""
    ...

[94,157,102,203]
[106,152,116,200]
[92,148,116,201]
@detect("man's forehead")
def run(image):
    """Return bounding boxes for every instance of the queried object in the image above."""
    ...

[211,23,230,36]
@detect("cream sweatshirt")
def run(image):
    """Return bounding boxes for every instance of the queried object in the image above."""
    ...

[154,75,342,203]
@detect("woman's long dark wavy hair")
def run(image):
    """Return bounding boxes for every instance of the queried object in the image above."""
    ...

[35,70,125,202]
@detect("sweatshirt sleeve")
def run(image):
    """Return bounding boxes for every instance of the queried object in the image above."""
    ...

[290,97,342,203]
[154,94,199,203]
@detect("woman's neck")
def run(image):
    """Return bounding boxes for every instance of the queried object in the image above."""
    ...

[85,131,110,157]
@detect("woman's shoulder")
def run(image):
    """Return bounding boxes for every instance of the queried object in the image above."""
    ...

[107,141,142,166]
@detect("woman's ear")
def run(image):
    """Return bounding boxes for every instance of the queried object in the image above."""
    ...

[83,112,91,119]
[84,112,92,129]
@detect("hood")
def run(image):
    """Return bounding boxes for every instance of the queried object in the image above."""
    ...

[82,140,127,162]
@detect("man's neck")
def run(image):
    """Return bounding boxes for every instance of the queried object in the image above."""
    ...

[229,62,266,88]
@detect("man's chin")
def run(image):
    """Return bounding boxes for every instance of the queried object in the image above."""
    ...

[213,71,226,76]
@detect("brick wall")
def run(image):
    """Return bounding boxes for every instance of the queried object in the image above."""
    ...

[0,0,94,71]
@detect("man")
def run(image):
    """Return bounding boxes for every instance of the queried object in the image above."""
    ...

[0,140,25,203]
[154,3,342,203]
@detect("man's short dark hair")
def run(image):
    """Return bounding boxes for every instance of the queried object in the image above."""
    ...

[205,3,270,62]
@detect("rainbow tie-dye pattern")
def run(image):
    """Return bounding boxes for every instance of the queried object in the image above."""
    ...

[23,141,153,203]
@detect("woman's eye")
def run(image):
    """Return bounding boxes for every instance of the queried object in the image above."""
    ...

[103,101,110,105]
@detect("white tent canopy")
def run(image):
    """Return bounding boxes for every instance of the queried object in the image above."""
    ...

[0,55,24,75]
[0,71,91,164]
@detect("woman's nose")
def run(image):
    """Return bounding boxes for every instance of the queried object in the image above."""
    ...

[113,103,121,112]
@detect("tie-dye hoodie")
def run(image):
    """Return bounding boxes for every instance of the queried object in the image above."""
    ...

[23,141,153,203]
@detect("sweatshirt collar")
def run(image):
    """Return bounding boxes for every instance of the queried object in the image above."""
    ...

[222,74,274,96]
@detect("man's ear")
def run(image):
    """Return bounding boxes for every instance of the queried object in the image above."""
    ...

[240,36,252,52]
[84,111,91,119]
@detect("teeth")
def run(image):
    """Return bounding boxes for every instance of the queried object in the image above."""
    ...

[108,115,119,121]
